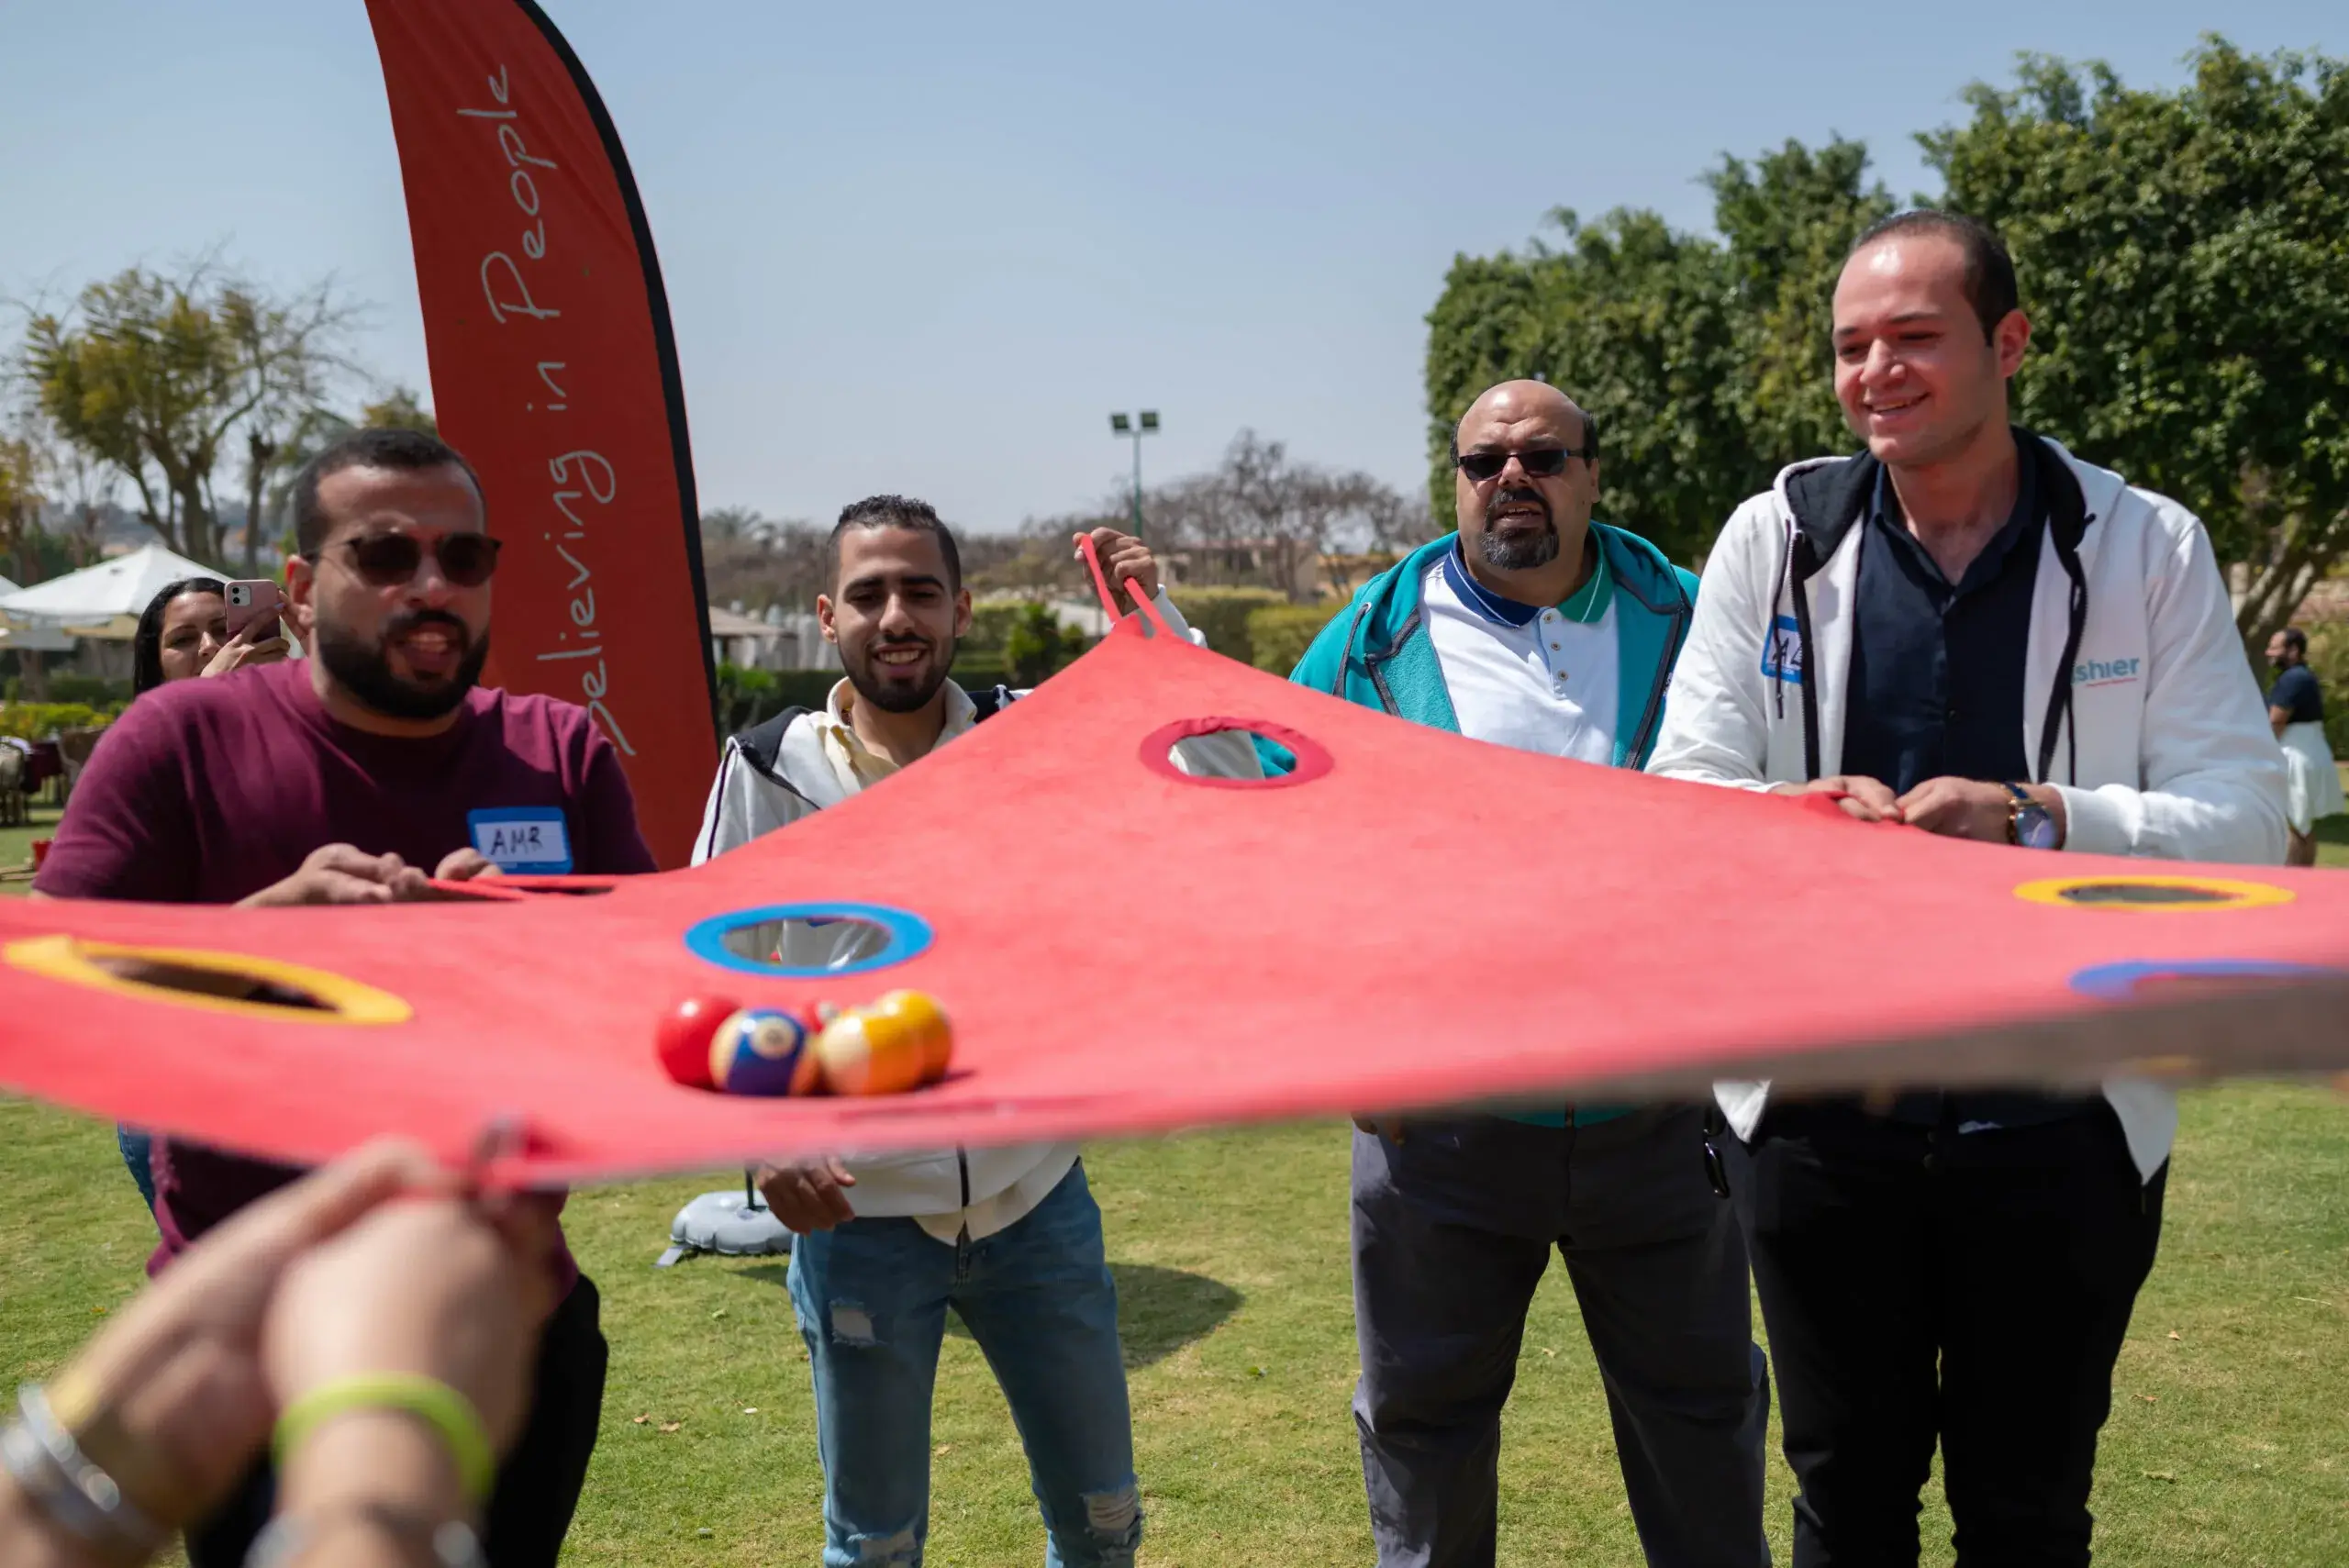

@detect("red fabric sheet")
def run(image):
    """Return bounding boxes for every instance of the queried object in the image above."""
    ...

[3,621,2344,1183]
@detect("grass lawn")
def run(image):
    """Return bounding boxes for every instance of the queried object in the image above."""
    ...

[0,798,62,887]
[3,1088,2343,1566]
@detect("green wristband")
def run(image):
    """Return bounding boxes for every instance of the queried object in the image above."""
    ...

[273,1373,495,1505]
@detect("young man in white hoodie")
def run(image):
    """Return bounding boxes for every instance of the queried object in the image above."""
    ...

[1648,213,2287,1566]
[695,495,1243,1568]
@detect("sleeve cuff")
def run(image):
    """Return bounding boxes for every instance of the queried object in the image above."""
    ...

[1151,588,1208,647]
[2054,784,2130,855]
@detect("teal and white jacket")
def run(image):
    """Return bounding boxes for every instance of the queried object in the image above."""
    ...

[1284,523,1699,1128]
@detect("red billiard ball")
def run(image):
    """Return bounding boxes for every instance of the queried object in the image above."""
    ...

[657,995,742,1089]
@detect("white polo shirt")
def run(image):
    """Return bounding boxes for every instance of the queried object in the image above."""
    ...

[1422,539,1618,762]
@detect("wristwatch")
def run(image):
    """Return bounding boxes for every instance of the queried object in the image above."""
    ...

[2003,783,2061,850]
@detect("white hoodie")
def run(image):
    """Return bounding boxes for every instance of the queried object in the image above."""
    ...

[1647,437,2288,1179]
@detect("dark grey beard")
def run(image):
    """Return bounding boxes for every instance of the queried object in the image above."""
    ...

[1478,524,1560,572]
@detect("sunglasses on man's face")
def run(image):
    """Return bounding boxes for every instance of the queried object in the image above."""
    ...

[320,532,504,588]
[1455,447,1586,484]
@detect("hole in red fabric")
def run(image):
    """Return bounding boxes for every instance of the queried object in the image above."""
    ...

[89,955,333,1013]
[717,914,895,972]
[1139,718,1332,789]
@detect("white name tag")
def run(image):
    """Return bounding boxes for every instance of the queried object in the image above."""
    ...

[467,808,573,873]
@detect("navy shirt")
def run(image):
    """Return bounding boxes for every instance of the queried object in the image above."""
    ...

[1839,458,2095,1132]
[2269,663,2322,725]
[1842,461,2040,795]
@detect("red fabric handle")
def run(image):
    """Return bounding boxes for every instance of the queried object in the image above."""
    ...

[1076,532,1172,637]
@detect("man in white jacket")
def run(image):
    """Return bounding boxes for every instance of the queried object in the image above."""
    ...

[1649,211,2287,1567]
[695,495,1241,1568]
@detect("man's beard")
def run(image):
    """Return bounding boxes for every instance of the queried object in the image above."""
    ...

[845,632,957,714]
[1478,488,1560,572]
[315,609,490,721]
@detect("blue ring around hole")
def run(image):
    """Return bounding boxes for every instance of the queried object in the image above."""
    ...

[2069,959,2336,1000]
[684,901,933,978]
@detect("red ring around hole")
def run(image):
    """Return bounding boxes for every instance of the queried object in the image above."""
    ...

[1138,717,1333,789]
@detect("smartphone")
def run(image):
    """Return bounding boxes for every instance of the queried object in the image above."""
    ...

[223,580,284,642]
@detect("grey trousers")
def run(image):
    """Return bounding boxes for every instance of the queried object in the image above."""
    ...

[1352,1106,1771,1568]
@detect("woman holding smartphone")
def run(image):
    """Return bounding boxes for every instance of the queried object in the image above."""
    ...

[131,576,293,693]
[113,577,295,1216]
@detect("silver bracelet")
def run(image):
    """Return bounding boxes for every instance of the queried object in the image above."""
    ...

[246,1504,486,1568]
[2,1383,167,1564]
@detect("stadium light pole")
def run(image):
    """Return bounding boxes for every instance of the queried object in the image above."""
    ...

[1108,410,1160,534]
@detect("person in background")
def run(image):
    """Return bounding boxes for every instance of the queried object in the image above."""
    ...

[2265,627,2342,865]
[113,577,296,1217]
[0,1140,550,1568]
[35,426,647,1568]
[130,576,291,695]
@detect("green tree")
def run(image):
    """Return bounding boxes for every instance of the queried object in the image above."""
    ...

[359,387,436,434]
[1925,39,2349,653]
[1423,250,1546,517]
[22,262,351,568]
[0,431,43,584]
[713,661,780,733]
[1424,139,1883,564]
[260,386,439,561]
[1004,602,1085,685]
[1707,137,1894,470]
[1425,210,1753,563]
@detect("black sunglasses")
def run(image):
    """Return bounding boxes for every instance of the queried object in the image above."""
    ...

[315,532,504,588]
[1455,446,1587,484]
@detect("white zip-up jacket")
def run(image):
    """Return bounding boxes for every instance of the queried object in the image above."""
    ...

[694,592,1260,1239]
[1648,434,2288,1180]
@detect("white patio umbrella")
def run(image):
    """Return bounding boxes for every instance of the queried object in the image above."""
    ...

[0,544,232,640]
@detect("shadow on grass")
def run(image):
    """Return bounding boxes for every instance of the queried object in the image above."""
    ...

[1106,1262,1243,1370]
[726,1257,1241,1371]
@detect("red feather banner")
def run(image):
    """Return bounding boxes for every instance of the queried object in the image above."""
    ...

[363,0,717,868]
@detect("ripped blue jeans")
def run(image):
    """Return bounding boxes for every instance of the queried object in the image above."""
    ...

[787,1162,1141,1567]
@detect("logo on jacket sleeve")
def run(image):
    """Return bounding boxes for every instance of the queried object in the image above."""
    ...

[467,807,573,873]
[1761,616,1804,685]
[2073,655,2142,688]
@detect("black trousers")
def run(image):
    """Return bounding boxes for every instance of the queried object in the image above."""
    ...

[187,1273,608,1568]
[1727,1103,2165,1568]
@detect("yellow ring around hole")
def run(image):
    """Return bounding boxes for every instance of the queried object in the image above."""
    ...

[2012,874,2295,912]
[3,935,413,1024]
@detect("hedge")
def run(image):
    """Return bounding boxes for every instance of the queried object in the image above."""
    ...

[1166,587,1287,665]
[1244,604,1340,674]
[713,664,841,735]
[4,674,131,706]
[963,601,1030,657]
[0,702,120,741]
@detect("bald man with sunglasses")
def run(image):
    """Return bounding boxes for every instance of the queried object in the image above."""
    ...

[34,425,651,1567]
[1278,380,1769,1568]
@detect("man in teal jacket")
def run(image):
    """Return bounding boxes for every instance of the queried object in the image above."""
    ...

[1291,380,1769,1568]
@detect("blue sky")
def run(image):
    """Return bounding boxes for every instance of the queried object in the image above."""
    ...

[1,1,2338,532]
